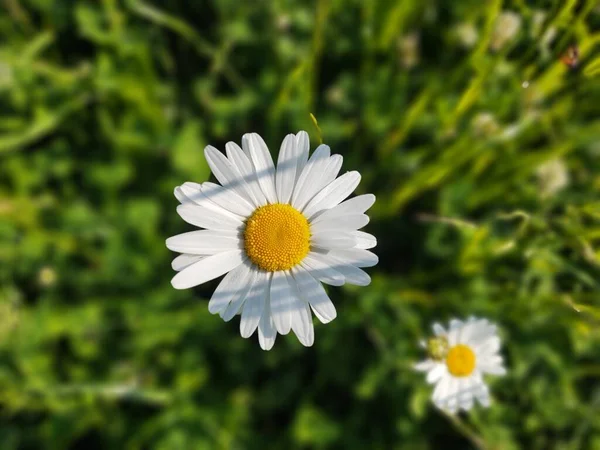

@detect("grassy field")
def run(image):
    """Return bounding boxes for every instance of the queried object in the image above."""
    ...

[1,0,600,448]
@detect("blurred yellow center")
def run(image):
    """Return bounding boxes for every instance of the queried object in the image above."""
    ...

[446,345,476,377]
[244,204,310,272]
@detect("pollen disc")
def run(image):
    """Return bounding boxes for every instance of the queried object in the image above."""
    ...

[244,204,310,272]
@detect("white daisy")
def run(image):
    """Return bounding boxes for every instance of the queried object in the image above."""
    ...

[167,131,378,350]
[415,317,506,413]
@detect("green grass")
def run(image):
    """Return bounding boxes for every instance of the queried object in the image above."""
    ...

[1,0,600,448]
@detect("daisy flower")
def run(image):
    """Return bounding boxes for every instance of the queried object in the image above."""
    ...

[167,131,377,350]
[415,317,506,413]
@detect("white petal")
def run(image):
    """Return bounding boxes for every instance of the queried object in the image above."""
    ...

[479,354,504,367]
[171,250,246,290]
[295,154,344,207]
[203,145,231,186]
[200,182,255,217]
[311,232,356,250]
[290,144,330,210]
[177,203,244,231]
[269,270,296,334]
[226,141,267,207]
[448,329,460,346]
[432,376,451,405]
[467,321,498,344]
[208,260,253,314]
[446,320,464,345]
[258,298,277,350]
[302,171,361,219]
[177,182,200,201]
[311,194,376,223]
[456,378,475,411]
[414,360,436,372]
[176,203,243,231]
[240,134,253,158]
[426,364,447,384]
[332,262,371,286]
[458,320,480,345]
[246,133,278,204]
[474,380,491,407]
[327,248,378,267]
[239,273,268,338]
[275,134,298,204]
[204,145,256,205]
[475,336,501,355]
[174,186,189,203]
[294,131,310,181]
[300,254,345,286]
[221,299,244,322]
[320,154,344,187]
[461,317,497,347]
[449,319,464,330]
[445,378,460,413]
[432,323,446,336]
[179,182,246,221]
[291,265,336,323]
[287,273,314,347]
[171,254,204,271]
[292,302,314,347]
[220,268,261,321]
[177,183,202,204]
[310,214,370,234]
[353,231,377,249]
[309,252,370,286]
[479,361,506,376]
[459,392,474,411]
[166,230,242,254]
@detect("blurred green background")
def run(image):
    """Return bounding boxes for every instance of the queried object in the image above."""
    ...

[1,0,600,448]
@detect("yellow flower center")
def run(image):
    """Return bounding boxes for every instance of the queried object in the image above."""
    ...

[244,203,310,272]
[446,344,476,377]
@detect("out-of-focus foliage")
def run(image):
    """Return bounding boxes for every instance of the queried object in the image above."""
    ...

[1,0,600,448]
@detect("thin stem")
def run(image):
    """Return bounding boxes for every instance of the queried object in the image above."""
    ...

[440,410,489,450]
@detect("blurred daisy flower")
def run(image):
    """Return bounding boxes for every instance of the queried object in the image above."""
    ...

[490,11,522,52]
[415,318,506,413]
[167,131,377,350]
[397,32,420,69]
[536,159,569,199]
[453,22,478,49]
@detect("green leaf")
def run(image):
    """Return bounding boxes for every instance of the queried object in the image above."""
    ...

[171,120,210,180]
